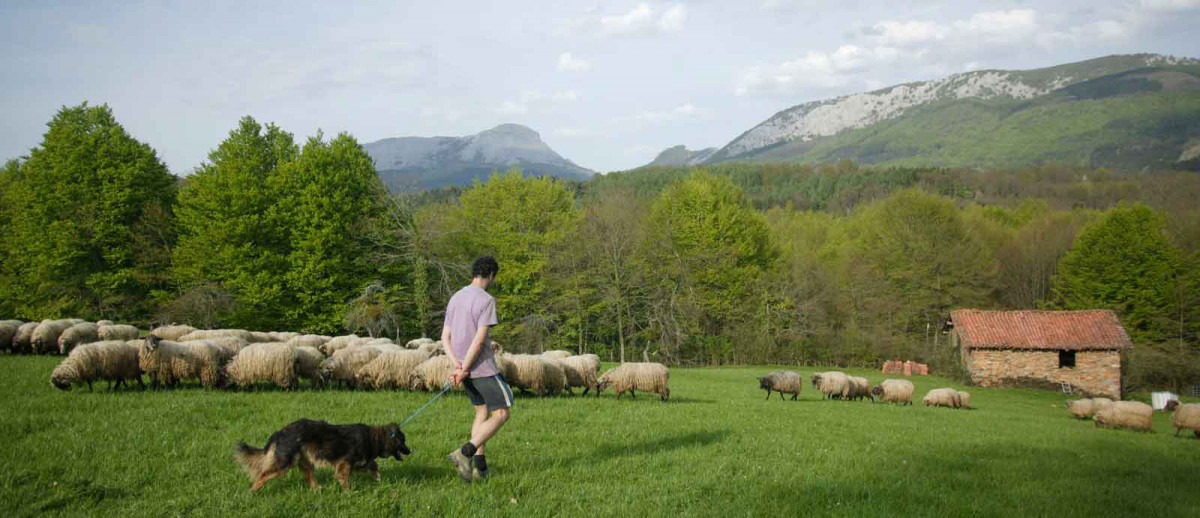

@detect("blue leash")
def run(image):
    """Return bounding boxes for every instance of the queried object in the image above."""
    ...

[400,381,452,428]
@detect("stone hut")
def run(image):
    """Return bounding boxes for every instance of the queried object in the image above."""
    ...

[950,309,1132,398]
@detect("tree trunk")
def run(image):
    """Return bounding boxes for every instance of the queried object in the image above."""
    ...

[617,303,626,363]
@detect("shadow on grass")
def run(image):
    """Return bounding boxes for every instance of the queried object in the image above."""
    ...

[568,429,732,466]
[5,469,135,515]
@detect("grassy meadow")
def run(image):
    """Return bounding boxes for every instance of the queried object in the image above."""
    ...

[2,355,1198,517]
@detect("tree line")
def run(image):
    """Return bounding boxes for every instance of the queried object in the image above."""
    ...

[2,103,1198,392]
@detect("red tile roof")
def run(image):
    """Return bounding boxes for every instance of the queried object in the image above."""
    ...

[951,310,1132,351]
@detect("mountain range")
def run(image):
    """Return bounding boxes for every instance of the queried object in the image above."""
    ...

[362,124,593,191]
[649,54,1200,172]
[364,54,1200,191]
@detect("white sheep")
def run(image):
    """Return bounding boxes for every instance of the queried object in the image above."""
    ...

[758,370,803,401]
[558,355,600,396]
[870,379,914,405]
[811,372,850,400]
[846,376,873,402]
[295,346,326,387]
[321,335,361,356]
[356,349,429,390]
[178,329,253,342]
[416,341,443,357]
[405,337,436,349]
[151,325,196,341]
[597,362,670,401]
[1172,403,1200,438]
[956,391,972,409]
[0,319,24,351]
[32,319,73,354]
[923,388,963,409]
[225,343,297,389]
[58,322,100,354]
[287,335,332,349]
[50,340,143,391]
[321,347,384,387]
[541,350,572,359]
[96,320,114,327]
[499,354,548,396]
[410,355,460,392]
[1095,401,1154,432]
[98,324,140,341]
[268,331,300,342]
[13,322,38,353]
[138,335,234,389]
[542,358,568,396]
[1066,397,1115,419]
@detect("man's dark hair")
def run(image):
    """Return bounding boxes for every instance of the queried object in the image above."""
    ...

[471,256,499,279]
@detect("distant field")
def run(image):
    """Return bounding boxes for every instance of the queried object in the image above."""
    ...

[2,356,1198,517]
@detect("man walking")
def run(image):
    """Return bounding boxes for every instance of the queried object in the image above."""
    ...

[444,256,512,482]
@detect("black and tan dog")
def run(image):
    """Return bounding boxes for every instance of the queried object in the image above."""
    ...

[234,419,410,492]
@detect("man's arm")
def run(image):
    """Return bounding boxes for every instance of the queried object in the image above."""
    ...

[459,324,489,374]
[441,323,457,364]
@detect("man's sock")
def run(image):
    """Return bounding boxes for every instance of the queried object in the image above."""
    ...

[473,454,488,472]
[460,442,477,457]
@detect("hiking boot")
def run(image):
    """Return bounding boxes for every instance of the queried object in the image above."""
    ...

[446,449,473,482]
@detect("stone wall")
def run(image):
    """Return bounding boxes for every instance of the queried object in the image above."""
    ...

[964,348,1121,398]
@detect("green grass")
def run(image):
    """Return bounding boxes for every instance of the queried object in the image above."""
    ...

[2,356,1198,517]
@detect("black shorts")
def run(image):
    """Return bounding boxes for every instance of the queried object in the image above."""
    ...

[463,374,514,411]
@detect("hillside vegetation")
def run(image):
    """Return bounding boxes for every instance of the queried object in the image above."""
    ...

[696,55,1200,172]
[4,104,1200,394]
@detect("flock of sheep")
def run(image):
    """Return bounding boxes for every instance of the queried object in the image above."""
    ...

[1066,397,1200,437]
[1,318,673,400]
[758,369,1199,438]
[6,318,1196,437]
[758,370,971,409]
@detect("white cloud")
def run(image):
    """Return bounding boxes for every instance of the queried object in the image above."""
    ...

[1086,19,1130,40]
[552,90,581,102]
[419,105,466,123]
[629,103,708,124]
[736,6,1163,98]
[553,126,592,138]
[658,4,687,33]
[952,9,1038,43]
[563,3,687,36]
[867,20,949,46]
[1140,0,1200,12]
[864,9,1037,50]
[495,100,528,115]
[496,89,580,115]
[558,52,591,72]
[601,3,655,34]
[735,44,903,96]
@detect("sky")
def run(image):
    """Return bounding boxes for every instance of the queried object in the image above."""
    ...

[2,1,1199,174]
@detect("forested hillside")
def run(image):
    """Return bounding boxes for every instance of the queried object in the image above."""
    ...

[3,103,1198,392]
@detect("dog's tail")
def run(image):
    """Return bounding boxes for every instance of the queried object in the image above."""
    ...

[233,441,275,480]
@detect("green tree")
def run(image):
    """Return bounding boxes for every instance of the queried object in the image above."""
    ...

[765,206,846,364]
[549,187,648,360]
[645,171,776,364]
[272,132,386,332]
[446,170,579,349]
[172,116,298,328]
[1052,203,1179,343]
[842,189,997,364]
[0,103,176,321]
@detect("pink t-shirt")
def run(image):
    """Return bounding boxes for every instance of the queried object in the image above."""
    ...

[445,285,499,378]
